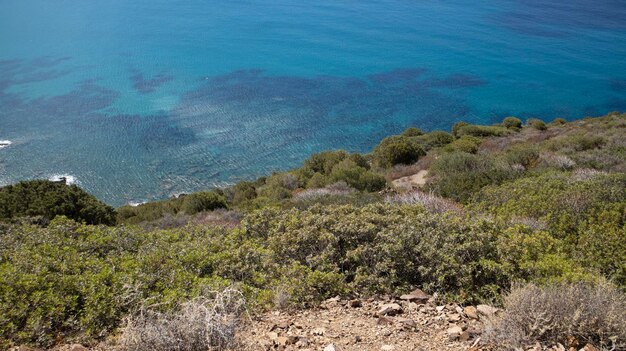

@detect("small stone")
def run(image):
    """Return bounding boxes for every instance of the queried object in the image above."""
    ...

[378,303,403,316]
[69,346,89,351]
[267,331,279,340]
[399,288,430,303]
[355,335,362,343]
[381,345,395,350]
[476,304,499,317]
[459,331,470,342]
[276,336,289,346]
[436,305,445,312]
[377,316,394,325]
[447,313,461,322]
[463,306,479,320]
[324,343,339,351]
[447,325,463,341]
[580,345,600,351]
[398,318,416,327]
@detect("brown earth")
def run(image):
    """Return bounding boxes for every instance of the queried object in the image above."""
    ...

[237,294,488,351]
[391,170,429,191]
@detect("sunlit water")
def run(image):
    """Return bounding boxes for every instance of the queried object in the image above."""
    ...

[1,0,625,206]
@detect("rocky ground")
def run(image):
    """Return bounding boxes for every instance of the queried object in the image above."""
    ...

[237,290,491,351]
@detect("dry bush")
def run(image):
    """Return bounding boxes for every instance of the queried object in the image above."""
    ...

[484,282,626,350]
[539,152,576,170]
[118,288,246,351]
[572,168,608,181]
[385,190,463,214]
[192,209,243,228]
[293,182,354,201]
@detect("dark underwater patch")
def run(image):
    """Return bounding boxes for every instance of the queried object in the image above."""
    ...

[610,79,626,92]
[130,69,174,94]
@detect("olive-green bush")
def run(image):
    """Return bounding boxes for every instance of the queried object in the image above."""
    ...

[373,135,426,168]
[0,180,115,225]
[443,135,482,154]
[428,152,519,203]
[527,118,547,130]
[401,127,424,137]
[117,190,227,224]
[502,117,523,130]
[456,124,511,137]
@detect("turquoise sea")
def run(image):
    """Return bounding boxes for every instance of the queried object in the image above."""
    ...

[1,0,625,205]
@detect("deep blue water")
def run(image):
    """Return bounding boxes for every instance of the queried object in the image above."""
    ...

[1,0,625,206]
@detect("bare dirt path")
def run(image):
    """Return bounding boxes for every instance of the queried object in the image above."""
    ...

[391,170,429,190]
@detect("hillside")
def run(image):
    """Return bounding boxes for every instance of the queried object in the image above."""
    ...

[1,113,625,350]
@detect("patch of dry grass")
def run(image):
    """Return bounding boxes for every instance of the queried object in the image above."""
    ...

[484,282,626,350]
[117,288,246,351]
[385,190,463,214]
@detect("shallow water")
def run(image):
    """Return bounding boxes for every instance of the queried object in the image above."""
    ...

[1,0,625,205]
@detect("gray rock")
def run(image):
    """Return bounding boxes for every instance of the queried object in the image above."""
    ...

[447,325,463,340]
[378,303,403,316]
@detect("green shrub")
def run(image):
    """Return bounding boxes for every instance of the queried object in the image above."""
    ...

[401,127,424,137]
[456,124,511,137]
[527,118,547,130]
[452,121,469,137]
[0,180,115,225]
[570,134,606,151]
[181,192,228,215]
[302,150,349,175]
[471,171,626,238]
[504,144,540,168]
[229,181,258,206]
[306,172,329,188]
[414,130,455,150]
[427,152,519,203]
[373,135,426,168]
[443,135,482,154]
[329,159,386,191]
[502,116,522,130]
[551,117,567,125]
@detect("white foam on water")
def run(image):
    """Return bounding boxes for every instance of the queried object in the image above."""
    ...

[0,140,12,149]
[49,174,78,185]
[128,201,147,207]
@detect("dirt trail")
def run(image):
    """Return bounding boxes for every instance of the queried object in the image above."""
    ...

[391,170,429,190]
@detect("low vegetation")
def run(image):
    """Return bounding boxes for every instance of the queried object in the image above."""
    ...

[485,282,626,350]
[1,112,625,349]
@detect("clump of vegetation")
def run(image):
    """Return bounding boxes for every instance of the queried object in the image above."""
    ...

[119,289,246,351]
[373,135,426,168]
[502,116,522,130]
[0,180,115,225]
[427,151,519,203]
[456,124,511,137]
[485,282,626,350]
[414,130,455,150]
[117,190,227,224]
[401,126,424,137]
[443,135,482,154]
[527,118,547,130]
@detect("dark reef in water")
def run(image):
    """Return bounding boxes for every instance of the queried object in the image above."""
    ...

[129,69,174,94]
